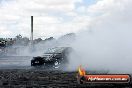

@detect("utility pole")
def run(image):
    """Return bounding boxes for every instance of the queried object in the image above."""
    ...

[31,16,33,43]
[30,16,34,51]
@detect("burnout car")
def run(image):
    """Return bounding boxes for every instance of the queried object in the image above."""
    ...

[31,47,72,68]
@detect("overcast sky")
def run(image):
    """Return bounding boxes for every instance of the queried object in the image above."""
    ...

[0,0,132,39]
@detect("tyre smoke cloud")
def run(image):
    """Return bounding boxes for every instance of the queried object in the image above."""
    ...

[67,13,132,73]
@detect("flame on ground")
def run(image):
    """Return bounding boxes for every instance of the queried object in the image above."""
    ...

[78,65,86,76]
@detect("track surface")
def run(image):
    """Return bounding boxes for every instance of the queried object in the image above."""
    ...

[0,56,131,88]
[0,69,131,88]
[0,56,32,69]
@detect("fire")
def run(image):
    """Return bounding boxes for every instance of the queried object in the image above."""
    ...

[78,65,86,76]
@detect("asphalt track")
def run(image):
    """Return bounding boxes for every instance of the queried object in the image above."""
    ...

[0,56,131,88]
[0,56,32,69]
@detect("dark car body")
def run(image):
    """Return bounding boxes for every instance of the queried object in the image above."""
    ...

[31,47,72,68]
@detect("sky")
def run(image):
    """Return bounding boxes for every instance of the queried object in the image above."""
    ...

[0,0,132,39]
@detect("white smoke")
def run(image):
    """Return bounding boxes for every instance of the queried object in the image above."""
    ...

[66,0,132,73]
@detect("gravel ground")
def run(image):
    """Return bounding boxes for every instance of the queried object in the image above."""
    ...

[0,69,131,88]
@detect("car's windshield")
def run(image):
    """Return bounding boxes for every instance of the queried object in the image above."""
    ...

[45,47,66,54]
